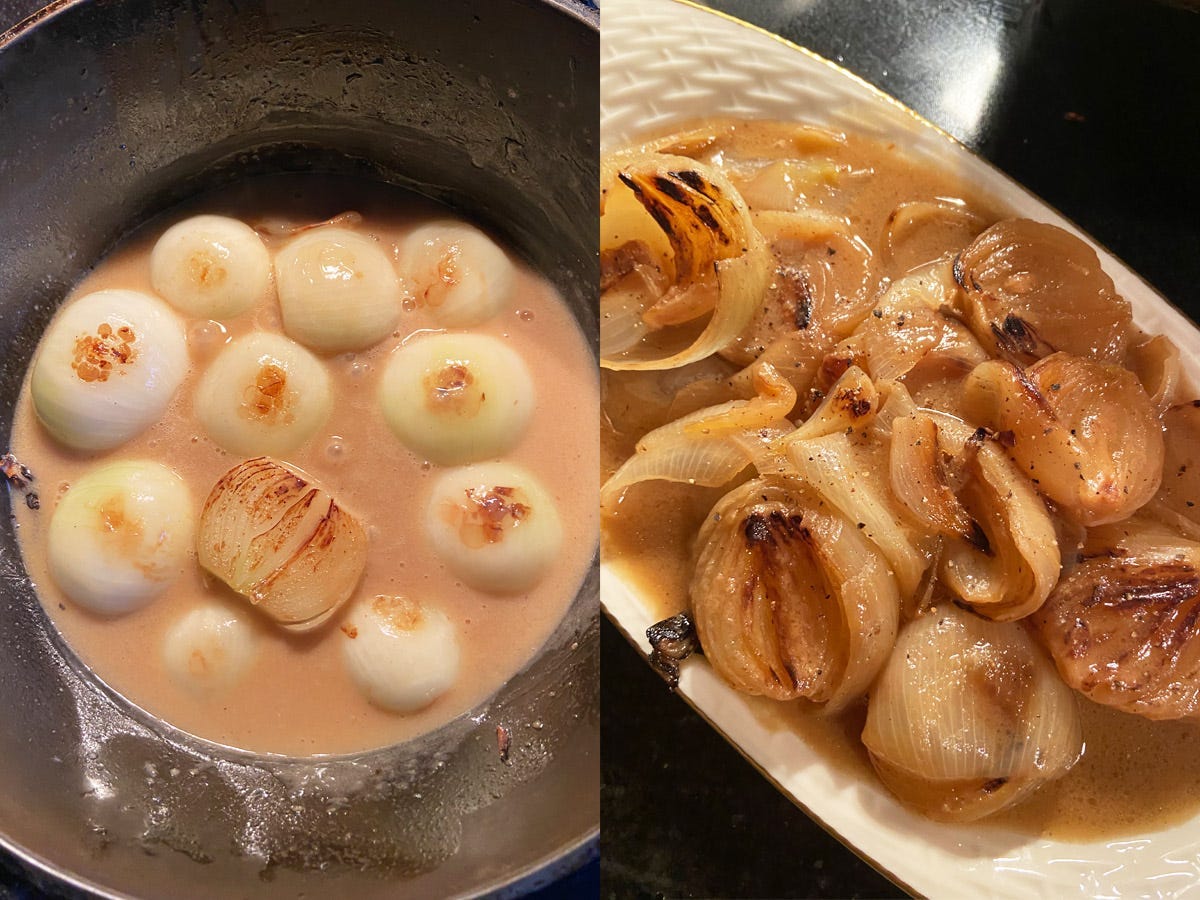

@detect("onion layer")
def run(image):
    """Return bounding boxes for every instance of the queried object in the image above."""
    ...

[601,362,796,510]
[1033,519,1200,720]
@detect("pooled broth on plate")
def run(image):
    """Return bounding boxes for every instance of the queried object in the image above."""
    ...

[11,174,599,757]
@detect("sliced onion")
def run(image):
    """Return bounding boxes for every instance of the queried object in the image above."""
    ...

[863,603,1082,821]
[822,258,957,384]
[601,363,796,510]
[691,476,898,710]
[1032,519,1200,720]
[198,457,367,631]
[600,153,770,370]
[783,364,878,444]
[963,353,1164,525]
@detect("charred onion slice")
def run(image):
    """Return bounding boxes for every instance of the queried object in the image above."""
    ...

[955,219,1133,364]
[692,477,899,711]
[1032,526,1200,720]
[863,604,1082,822]
[600,153,769,370]
[963,353,1164,526]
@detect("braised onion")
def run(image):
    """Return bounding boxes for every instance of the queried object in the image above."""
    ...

[954,218,1133,364]
[863,603,1082,821]
[691,476,898,710]
[197,457,368,632]
[964,353,1164,525]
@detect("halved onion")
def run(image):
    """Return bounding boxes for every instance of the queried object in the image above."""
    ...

[162,604,259,694]
[197,457,368,632]
[863,603,1082,822]
[48,460,193,616]
[31,290,188,451]
[963,353,1163,525]
[1033,519,1200,720]
[691,476,899,711]
[954,218,1133,363]
[379,332,534,465]
[424,462,562,594]
[600,152,770,370]
[274,227,400,353]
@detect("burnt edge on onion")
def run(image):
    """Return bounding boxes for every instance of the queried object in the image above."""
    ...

[646,611,701,690]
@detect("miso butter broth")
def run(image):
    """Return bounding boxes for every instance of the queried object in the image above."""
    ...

[12,175,599,757]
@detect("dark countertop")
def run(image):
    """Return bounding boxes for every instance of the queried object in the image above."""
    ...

[601,0,1200,897]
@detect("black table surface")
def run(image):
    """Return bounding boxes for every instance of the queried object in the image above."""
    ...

[601,0,1200,898]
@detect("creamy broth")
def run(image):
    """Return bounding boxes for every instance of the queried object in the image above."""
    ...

[12,175,598,757]
[601,119,1200,840]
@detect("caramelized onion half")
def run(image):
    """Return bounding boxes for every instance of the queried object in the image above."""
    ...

[863,604,1082,821]
[1033,521,1200,720]
[954,219,1133,363]
[964,353,1164,525]
[691,477,899,710]
[198,457,367,631]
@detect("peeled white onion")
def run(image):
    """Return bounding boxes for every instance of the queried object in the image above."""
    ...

[193,331,332,456]
[162,604,259,694]
[398,221,515,328]
[863,604,1082,821]
[198,457,368,631]
[48,460,193,615]
[274,227,401,353]
[340,595,461,712]
[379,332,534,465]
[150,214,271,319]
[424,462,562,594]
[31,290,188,451]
